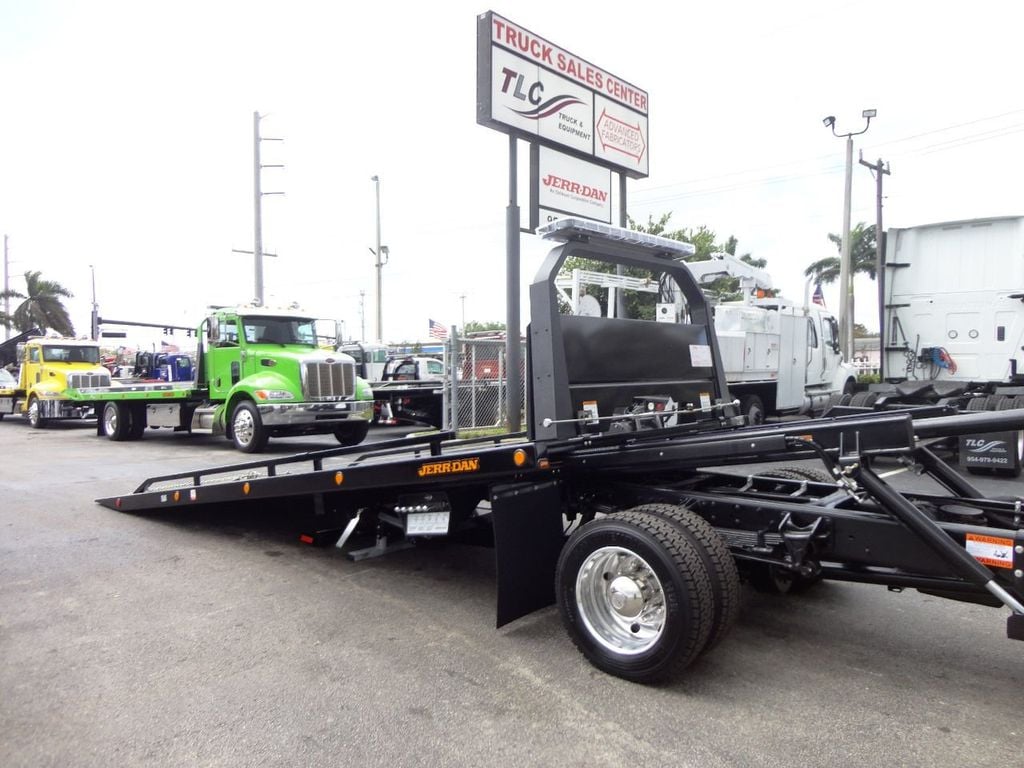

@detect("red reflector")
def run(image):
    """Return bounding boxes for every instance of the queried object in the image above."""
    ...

[115,498,122,508]
[299,534,314,545]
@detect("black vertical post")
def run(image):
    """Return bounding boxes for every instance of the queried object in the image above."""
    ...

[529,143,540,233]
[619,173,627,227]
[614,173,629,318]
[506,136,522,432]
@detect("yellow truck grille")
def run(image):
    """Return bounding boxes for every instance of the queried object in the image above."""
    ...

[303,361,354,400]
[68,372,111,389]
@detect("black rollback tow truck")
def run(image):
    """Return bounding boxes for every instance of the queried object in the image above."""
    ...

[98,219,1024,683]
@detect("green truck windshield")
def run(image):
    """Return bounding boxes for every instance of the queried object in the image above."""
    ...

[42,346,101,364]
[241,317,317,346]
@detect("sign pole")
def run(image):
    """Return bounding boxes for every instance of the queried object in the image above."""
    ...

[506,135,522,432]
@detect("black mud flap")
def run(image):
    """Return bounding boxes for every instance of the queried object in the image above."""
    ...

[1008,613,1024,641]
[491,480,565,628]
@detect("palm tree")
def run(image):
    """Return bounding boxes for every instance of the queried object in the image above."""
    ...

[804,222,878,284]
[0,270,75,336]
[805,223,877,346]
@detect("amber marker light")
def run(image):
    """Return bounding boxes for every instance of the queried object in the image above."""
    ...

[173,491,180,502]
[334,471,344,486]
[243,482,251,495]
[513,448,528,467]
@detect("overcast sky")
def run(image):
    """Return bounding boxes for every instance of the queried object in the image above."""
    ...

[2,0,1022,345]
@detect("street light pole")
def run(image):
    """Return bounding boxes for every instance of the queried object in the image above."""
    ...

[840,133,854,359]
[371,175,384,343]
[823,109,875,362]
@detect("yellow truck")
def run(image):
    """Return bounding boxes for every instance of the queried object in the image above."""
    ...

[0,336,111,426]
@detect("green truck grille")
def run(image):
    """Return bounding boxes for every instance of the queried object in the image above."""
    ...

[303,361,355,400]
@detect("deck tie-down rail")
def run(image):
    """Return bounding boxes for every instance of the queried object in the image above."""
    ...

[133,431,463,493]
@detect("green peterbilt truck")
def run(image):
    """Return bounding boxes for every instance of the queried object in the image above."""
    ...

[70,306,374,452]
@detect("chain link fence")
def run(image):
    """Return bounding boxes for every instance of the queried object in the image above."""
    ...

[444,337,526,432]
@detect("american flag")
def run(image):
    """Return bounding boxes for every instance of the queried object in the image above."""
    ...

[812,283,826,308]
[428,319,448,340]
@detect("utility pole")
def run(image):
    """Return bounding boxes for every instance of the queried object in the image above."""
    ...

[460,293,466,331]
[370,175,387,343]
[860,152,891,378]
[3,235,9,341]
[359,290,366,342]
[89,265,99,341]
[251,111,284,305]
[823,109,876,361]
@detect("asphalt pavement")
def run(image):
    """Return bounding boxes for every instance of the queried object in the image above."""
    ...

[1,418,1022,767]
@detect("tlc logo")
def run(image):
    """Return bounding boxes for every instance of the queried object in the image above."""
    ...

[499,67,543,104]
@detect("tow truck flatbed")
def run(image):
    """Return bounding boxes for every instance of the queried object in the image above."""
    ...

[97,219,1024,683]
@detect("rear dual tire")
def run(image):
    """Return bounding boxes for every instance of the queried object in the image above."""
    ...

[103,402,147,441]
[556,506,739,682]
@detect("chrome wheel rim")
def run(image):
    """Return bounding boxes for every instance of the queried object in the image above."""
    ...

[233,408,255,447]
[28,401,39,426]
[104,404,118,435]
[576,545,666,654]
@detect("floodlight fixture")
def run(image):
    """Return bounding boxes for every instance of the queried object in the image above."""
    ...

[824,110,874,139]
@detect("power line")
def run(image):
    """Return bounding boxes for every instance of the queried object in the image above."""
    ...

[633,108,1024,204]
[866,108,1024,150]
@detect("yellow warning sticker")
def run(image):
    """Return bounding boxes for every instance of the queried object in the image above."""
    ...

[965,533,1015,570]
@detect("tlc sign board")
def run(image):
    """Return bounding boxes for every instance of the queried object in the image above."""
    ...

[476,11,649,179]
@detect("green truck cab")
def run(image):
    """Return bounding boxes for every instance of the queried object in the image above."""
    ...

[0,337,111,426]
[68,306,374,452]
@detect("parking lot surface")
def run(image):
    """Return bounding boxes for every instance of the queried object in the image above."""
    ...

[1,419,1022,767]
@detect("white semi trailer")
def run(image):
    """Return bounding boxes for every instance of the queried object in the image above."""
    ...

[869,215,1024,475]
